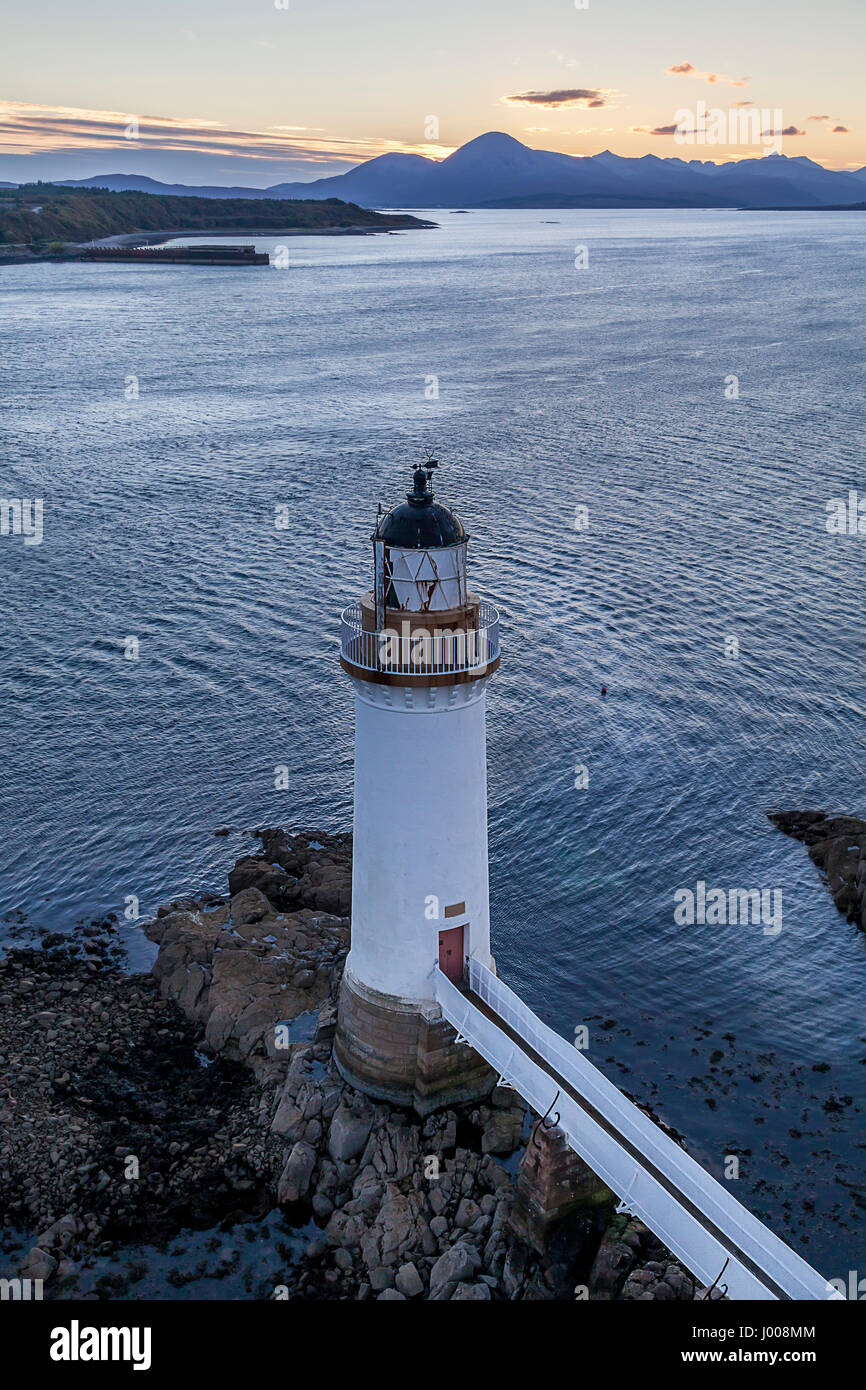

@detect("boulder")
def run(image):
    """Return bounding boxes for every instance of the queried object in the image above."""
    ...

[454,1197,482,1229]
[19,1246,57,1281]
[480,1104,524,1155]
[35,1215,80,1253]
[328,1101,373,1163]
[429,1241,481,1299]
[271,1097,304,1141]
[203,1001,238,1054]
[228,887,272,925]
[299,865,351,916]
[502,1244,527,1298]
[395,1262,424,1298]
[359,1192,417,1270]
[277,1142,317,1204]
[228,857,272,897]
[589,1215,651,1299]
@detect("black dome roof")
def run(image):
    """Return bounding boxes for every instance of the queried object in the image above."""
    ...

[377,500,465,549]
[375,464,467,549]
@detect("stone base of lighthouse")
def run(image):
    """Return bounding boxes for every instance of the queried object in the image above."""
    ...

[334,969,495,1116]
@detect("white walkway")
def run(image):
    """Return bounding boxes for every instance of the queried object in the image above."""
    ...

[435,959,838,1302]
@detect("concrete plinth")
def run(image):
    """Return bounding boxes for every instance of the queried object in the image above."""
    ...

[333,969,495,1116]
[510,1122,614,1253]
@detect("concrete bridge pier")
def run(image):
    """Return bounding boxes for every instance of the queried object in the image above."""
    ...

[510,1121,613,1253]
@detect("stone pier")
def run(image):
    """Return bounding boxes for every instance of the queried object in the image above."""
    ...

[510,1121,613,1253]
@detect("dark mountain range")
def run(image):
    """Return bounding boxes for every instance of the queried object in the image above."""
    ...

[16,131,866,209]
[266,134,866,207]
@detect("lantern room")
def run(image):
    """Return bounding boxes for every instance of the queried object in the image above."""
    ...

[373,462,469,618]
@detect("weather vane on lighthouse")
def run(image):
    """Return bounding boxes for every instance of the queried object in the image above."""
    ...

[336,459,501,1113]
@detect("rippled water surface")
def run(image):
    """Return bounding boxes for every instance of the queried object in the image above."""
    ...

[2,209,865,1277]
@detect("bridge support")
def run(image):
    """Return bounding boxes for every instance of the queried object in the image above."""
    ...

[510,1121,614,1253]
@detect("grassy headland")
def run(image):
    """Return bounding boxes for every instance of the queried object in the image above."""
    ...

[0,183,433,249]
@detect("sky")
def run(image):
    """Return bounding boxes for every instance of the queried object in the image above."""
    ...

[1,0,864,185]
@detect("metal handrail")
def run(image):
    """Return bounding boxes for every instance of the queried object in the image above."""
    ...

[340,600,500,676]
[433,962,839,1302]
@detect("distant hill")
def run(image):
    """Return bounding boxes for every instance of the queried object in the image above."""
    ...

[0,184,431,245]
[56,173,277,199]
[8,133,865,210]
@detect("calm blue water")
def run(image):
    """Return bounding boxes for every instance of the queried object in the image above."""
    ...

[2,209,865,1278]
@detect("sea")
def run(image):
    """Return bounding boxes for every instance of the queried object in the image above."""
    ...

[1,207,865,1279]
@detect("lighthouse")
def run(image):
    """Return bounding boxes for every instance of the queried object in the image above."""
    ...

[335,461,501,1113]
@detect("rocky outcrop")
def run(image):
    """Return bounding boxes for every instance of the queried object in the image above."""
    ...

[769,810,866,928]
[588,1214,715,1300]
[144,831,352,1085]
[311,1095,526,1300]
[226,829,352,917]
[0,826,699,1301]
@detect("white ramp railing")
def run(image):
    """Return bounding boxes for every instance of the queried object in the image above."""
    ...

[434,961,838,1302]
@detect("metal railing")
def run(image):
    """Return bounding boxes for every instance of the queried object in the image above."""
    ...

[434,960,838,1302]
[340,600,500,677]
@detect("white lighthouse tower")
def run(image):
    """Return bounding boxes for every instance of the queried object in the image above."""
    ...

[335,461,501,1113]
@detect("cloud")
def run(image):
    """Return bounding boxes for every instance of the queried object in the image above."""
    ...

[761,126,805,137]
[502,88,611,109]
[666,62,748,88]
[632,124,681,136]
[807,115,849,132]
[0,100,461,168]
[0,100,456,166]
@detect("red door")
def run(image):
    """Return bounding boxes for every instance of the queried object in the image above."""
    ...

[438,924,465,983]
